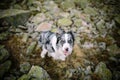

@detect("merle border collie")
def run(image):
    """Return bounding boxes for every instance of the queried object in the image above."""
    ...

[39,30,75,61]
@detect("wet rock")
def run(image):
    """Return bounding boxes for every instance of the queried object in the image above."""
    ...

[20,62,31,73]
[0,9,31,26]
[0,60,11,79]
[35,22,52,32]
[22,33,29,43]
[57,18,72,26]
[0,32,8,41]
[26,41,37,56]
[60,0,75,11]
[74,19,82,27]
[84,7,98,16]
[0,46,9,63]
[94,62,112,80]
[74,0,89,8]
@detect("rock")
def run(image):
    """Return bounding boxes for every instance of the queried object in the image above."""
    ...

[57,18,72,26]
[0,9,31,26]
[27,66,50,80]
[22,33,29,43]
[59,12,70,18]
[96,19,105,33]
[0,60,11,79]
[35,22,52,32]
[113,71,120,80]
[114,15,120,24]
[107,44,120,56]
[30,32,39,39]
[98,42,106,50]
[20,62,31,73]
[74,19,82,27]
[18,25,27,30]
[26,41,37,56]
[60,0,75,11]
[118,30,120,35]
[84,7,98,16]
[94,62,112,80]
[30,13,46,25]
[18,74,29,80]
[0,32,8,41]
[74,0,89,8]
[0,46,9,63]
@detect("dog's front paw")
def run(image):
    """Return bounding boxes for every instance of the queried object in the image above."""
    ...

[41,53,45,58]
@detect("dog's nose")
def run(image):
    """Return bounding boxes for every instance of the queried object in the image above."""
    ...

[65,48,68,51]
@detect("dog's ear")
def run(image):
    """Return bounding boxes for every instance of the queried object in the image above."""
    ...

[68,31,75,41]
[58,28,65,34]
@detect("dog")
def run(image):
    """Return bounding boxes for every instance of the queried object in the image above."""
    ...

[39,30,75,61]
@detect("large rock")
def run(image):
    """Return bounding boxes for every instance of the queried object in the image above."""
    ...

[18,66,50,80]
[0,9,31,26]
[57,18,72,26]
[94,62,112,80]
[0,46,9,63]
[0,60,11,79]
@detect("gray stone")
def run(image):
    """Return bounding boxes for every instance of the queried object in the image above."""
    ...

[57,18,72,26]
[95,62,112,80]
[84,7,98,16]
[26,41,37,55]
[20,62,31,73]
[0,46,9,63]
[0,9,31,26]
[22,33,29,42]
[74,0,89,8]
[0,32,8,41]
[60,0,75,11]
[0,60,11,79]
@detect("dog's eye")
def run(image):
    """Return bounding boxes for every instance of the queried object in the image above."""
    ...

[61,40,65,44]
[68,40,72,43]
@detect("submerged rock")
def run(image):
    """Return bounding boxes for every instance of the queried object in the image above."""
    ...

[0,46,9,63]
[0,60,11,79]
[94,62,112,80]
[26,41,37,56]
[0,9,31,26]
[57,18,72,26]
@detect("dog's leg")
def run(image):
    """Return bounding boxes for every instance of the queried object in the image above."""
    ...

[41,46,47,58]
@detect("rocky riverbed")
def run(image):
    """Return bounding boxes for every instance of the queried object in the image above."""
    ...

[0,0,120,80]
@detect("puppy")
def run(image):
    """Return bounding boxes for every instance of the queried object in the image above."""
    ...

[39,30,75,61]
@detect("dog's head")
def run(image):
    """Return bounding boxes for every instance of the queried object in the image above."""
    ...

[57,31,75,56]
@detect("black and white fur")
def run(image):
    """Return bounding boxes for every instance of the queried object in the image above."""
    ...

[39,30,75,61]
